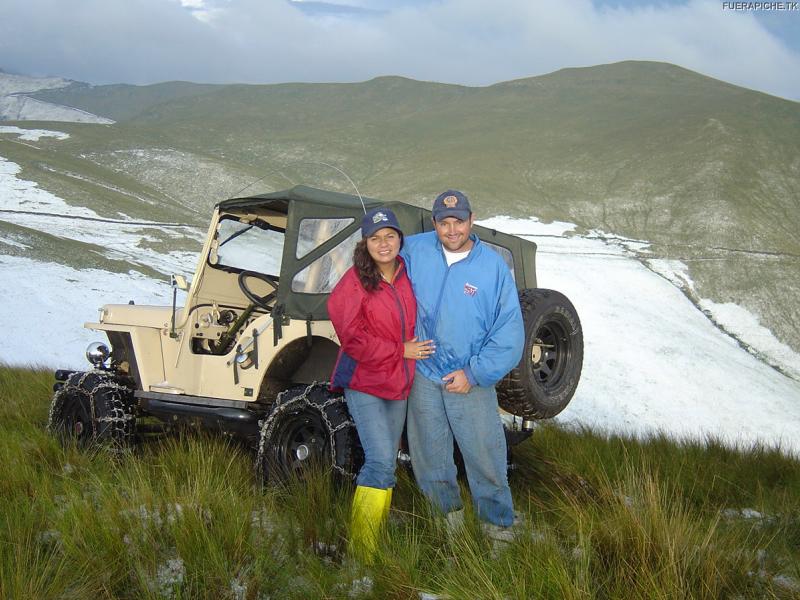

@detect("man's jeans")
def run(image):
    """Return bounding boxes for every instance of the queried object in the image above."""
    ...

[345,389,407,489]
[407,374,514,527]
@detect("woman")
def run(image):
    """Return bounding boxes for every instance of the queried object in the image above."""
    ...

[328,207,434,563]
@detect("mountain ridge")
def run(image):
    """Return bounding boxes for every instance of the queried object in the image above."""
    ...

[1,60,798,353]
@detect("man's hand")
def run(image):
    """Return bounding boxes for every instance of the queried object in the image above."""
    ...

[443,369,471,394]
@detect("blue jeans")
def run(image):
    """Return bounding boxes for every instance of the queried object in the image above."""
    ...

[345,389,408,489]
[406,375,514,527]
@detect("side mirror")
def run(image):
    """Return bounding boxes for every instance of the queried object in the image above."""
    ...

[169,275,189,339]
[172,275,189,291]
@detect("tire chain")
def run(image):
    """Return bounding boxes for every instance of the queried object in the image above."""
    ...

[256,382,357,480]
[47,369,136,446]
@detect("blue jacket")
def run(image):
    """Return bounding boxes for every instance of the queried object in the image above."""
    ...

[401,231,524,387]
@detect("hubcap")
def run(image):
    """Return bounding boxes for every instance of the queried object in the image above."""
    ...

[531,341,543,364]
[272,409,329,475]
[532,321,568,387]
[296,444,310,461]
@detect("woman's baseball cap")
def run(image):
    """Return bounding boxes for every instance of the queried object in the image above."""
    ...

[361,207,403,238]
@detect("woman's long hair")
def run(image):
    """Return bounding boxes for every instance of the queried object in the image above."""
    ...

[353,234,403,291]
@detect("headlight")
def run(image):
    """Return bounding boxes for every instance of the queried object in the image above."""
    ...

[86,341,110,367]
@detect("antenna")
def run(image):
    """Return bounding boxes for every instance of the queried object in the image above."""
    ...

[226,161,366,214]
[314,161,366,214]
[229,169,296,199]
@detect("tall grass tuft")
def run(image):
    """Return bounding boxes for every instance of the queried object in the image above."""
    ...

[2,365,799,598]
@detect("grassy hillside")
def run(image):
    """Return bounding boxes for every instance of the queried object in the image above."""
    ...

[2,365,799,598]
[33,81,223,123]
[7,60,800,352]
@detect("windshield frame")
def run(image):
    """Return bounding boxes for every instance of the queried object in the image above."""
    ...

[207,215,287,278]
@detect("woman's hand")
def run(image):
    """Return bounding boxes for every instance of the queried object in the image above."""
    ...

[404,337,436,360]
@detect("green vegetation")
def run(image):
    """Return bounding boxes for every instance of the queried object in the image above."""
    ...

[5,61,798,352]
[2,364,799,599]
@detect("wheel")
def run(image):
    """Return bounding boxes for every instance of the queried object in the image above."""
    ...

[256,384,362,482]
[238,271,278,311]
[497,289,583,419]
[48,371,136,447]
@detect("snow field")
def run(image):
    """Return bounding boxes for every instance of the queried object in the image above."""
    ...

[1,127,799,455]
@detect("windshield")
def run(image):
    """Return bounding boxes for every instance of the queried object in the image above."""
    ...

[212,217,284,276]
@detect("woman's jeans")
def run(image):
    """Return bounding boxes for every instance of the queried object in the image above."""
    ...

[406,374,514,527]
[345,389,408,489]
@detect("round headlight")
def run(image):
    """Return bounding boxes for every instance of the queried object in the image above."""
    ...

[86,341,110,367]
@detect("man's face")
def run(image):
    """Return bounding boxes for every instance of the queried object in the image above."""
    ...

[434,214,474,252]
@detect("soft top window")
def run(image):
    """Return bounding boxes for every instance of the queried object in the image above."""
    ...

[292,229,360,294]
[296,217,354,259]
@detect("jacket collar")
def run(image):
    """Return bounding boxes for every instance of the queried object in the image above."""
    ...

[379,255,408,286]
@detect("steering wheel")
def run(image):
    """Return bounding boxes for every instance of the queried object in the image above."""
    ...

[238,271,279,311]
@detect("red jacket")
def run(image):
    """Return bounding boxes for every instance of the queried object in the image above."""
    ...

[328,258,416,400]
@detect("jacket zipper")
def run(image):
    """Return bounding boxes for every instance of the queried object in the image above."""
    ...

[431,240,476,333]
[385,276,411,391]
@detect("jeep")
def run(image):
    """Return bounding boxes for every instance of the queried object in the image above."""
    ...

[49,186,584,479]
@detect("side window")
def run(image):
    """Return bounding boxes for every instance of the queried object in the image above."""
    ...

[296,218,354,259]
[484,242,515,281]
[292,229,361,293]
[212,218,284,276]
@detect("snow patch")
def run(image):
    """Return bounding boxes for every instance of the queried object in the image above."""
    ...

[699,299,800,380]
[0,72,113,124]
[0,72,71,96]
[0,95,114,124]
[0,236,30,250]
[1,166,799,456]
[648,258,800,380]
[38,163,164,206]
[647,258,697,293]
[0,125,70,141]
[0,155,203,275]
[484,219,800,456]
[589,228,652,253]
[478,214,576,237]
[0,254,177,369]
[1,154,101,218]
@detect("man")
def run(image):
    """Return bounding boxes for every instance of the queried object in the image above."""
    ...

[401,189,524,534]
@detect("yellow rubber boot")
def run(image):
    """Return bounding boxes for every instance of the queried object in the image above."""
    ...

[349,486,391,563]
[383,488,393,523]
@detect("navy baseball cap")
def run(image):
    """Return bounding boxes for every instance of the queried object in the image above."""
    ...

[432,189,471,221]
[361,207,403,238]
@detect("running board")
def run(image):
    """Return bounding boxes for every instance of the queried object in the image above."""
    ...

[136,391,263,438]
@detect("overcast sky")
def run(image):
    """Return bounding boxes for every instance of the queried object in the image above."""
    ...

[1,0,799,100]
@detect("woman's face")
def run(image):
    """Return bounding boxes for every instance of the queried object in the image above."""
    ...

[366,227,401,266]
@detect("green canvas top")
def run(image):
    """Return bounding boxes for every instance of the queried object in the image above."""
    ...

[218,185,383,212]
[217,186,537,321]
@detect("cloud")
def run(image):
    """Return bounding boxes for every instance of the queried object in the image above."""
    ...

[287,0,387,17]
[1,0,798,99]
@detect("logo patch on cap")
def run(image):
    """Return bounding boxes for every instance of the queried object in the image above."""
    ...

[443,195,459,208]
[372,211,389,224]
[464,282,478,297]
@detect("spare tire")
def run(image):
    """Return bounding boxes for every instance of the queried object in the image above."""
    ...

[497,288,583,419]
